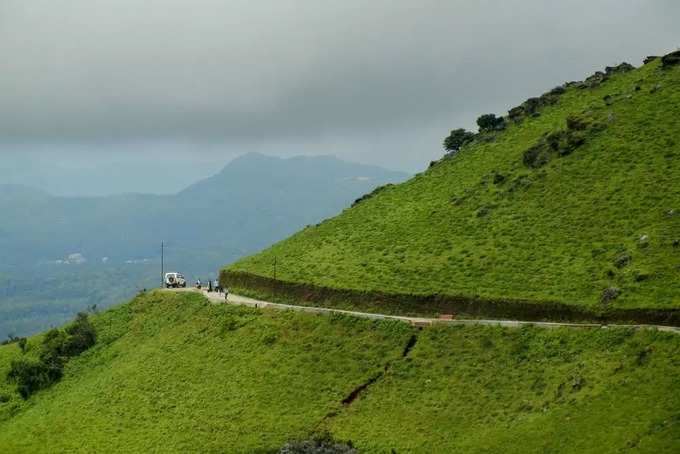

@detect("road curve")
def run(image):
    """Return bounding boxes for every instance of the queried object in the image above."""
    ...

[168,288,680,335]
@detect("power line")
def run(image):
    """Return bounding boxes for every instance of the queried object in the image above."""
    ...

[161,241,164,288]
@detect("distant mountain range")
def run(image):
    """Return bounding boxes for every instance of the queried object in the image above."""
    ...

[0,153,408,337]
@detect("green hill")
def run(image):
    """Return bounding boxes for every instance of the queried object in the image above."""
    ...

[1,291,679,453]
[224,55,680,324]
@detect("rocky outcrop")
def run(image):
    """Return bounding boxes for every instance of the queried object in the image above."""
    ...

[580,71,608,89]
[661,50,680,69]
[605,62,634,75]
[601,287,620,304]
[506,63,634,124]
[508,91,562,122]
[522,113,600,168]
[576,63,635,89]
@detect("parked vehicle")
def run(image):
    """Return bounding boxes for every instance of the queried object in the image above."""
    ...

[164,272,187,288]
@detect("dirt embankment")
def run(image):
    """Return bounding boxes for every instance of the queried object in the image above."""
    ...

[220,270,680,326]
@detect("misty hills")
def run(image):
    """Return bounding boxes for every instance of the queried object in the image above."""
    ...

[1,153,407,268]
[0,153,407,337]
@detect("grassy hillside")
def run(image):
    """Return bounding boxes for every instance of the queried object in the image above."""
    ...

[0,291,679,452]
[225,57,680,320]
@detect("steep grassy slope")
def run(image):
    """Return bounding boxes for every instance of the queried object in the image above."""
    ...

[225,58,680,320]
[0,292,679,452]
[330,326,680,453]
[0,291,411,452]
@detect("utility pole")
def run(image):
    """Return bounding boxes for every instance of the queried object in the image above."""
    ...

[273,256,277,280]
[161,241,164,288]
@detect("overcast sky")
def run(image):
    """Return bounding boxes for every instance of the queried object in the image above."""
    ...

[1,0,679,195]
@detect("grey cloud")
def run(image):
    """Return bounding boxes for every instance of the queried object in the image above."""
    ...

[0,0,679,171]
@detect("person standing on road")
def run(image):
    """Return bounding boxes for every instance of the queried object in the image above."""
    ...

[208,279,213,292]
[224,286,229,301]
[214,279,220,293]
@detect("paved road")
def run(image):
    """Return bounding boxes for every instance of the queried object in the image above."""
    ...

[170,288,680,335]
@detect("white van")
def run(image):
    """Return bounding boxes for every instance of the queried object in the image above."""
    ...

[164,272,187,288]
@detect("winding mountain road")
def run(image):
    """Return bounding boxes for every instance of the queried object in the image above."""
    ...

[168,288,680,335]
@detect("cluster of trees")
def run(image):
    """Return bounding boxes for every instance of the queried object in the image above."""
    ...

[442,113,505,153]
[7,313,96,398]
[443,128,476,153]
[476,113,505,132]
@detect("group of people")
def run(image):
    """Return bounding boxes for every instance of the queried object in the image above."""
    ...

[195,279,229,299]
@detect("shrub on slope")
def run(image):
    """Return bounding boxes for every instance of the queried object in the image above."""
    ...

[6,312,96,398]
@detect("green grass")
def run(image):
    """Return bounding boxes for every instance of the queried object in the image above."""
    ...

[227,60,680,313]
[329,325,680,453]
[0,291,412,452]
[0,292,679,452]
